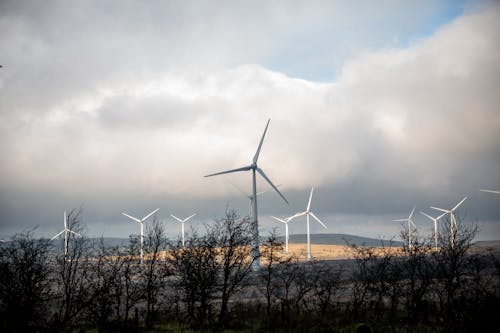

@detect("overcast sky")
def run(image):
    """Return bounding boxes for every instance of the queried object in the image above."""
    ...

[1,0,499,241]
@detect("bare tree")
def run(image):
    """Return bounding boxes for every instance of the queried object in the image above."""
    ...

[272,256,305,324]
[0,229,52,332]
[120,235,143,323]
[433,217,478,332]
[260,230,287,317]
[399,229,435,326]
[169,230,218,328]
[86,239,124,332]
[213,210,255,330]
[142,218,169,328]
[52,209,91,331]
[310,261,344,316]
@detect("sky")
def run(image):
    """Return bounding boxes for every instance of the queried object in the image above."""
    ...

[1,0,499,242]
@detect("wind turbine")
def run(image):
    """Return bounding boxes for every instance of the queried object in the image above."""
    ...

[271,214,298,253]
[228,180,280,216]
[480,189,500,194]
[293,187,327,261]
[122,208,159,264]
[205,119,288,271]
[51,211,81,257]
[431,197,467,248]
[420,211,447,250]
[393,207,417,249]
[171,213,196,247]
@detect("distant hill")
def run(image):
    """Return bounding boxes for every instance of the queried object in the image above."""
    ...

[281,233,403,247]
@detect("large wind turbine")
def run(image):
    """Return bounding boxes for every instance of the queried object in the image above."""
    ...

[171,213,196,247]
[122,208,159,264]
[271,214,298,253]
[293,187,327,261]
[420,211,447,250]
[205,119,288,270]
[480,189,500,194]
[393,207,417,249]
[431,197,467,248]
[51,211,81,257]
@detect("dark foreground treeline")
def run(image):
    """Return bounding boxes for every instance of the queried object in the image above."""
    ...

[1,210,499,333]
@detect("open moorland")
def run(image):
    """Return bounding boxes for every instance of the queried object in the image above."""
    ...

[1,212,499,333]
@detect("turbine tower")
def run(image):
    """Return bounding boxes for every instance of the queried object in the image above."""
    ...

[205,119,288,271]
[271,214,298,253]
[480,189,500,194]
[431,197,467,248]
[293,187,327,261]
[393,207,417,249]
[171,213,196,247]
[122,208,159,264]
[51,211,81,257]
[420,211,447,250]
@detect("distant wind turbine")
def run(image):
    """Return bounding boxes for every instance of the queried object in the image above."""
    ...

[480,189,500,194]
[271,214,298,253]
[171,213,196,247]
[122,208,159,264]
[420,211,447,250]
[228,180,280,216]
[293,187,327,261]
[393,207,417,249]
[431,197,467,248]
[205,119,288,271]
[51,211,81,257]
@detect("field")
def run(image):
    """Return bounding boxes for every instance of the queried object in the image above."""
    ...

[279,240,500,261]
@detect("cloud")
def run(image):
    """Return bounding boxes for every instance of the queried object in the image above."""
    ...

[0,1,499,238]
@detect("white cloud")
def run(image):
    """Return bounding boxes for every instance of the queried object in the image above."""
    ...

[1,1,499,238]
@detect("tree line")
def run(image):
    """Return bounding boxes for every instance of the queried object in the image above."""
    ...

[0,209,499,332]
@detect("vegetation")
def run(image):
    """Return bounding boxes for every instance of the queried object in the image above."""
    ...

[0,210,498,332]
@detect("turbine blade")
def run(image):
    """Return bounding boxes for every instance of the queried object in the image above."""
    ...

[410,219,417,228]
[287,213,300,222]
[480,189,500,194]
[256,189,270,196]
[69,230,81,237]
[253,118,270,164]
[256,167,289,204]
[452,197,467,211]
[51,230,65,240]
[409,206,416,219]
[142,208,160,221]
[430,206,449,214]
[184,213,197,222]
[294,211,307,218]
[122,213,141,223]
[393,219,407,222]
[257,184,280,196]
[420,211,434,221]
[436,212,447,220]
[170,214,183,223]
[271,216,286,223]
[307,187,314,211]
[310,212,327,229]
[227,179,250,197]
[205,165,252,177]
